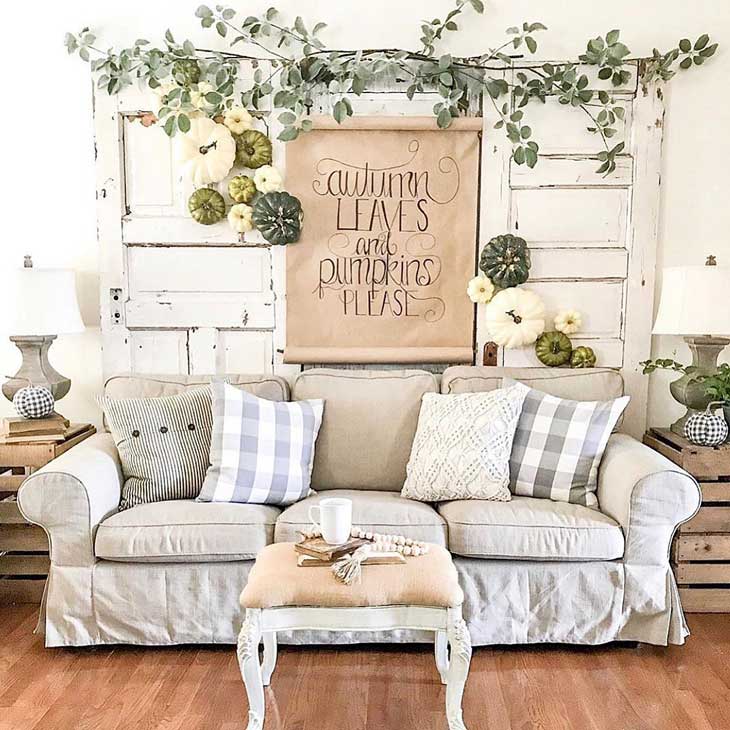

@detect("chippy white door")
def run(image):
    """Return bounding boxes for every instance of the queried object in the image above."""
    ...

[93,60,663,437]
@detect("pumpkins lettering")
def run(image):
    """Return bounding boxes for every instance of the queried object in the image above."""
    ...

[176,117,236,186]
[570,346,597,368]
[479,234,531,289]
[252,191,303,245]
[188,188,226,225]
[484,287,545,349]
[228,175,257,204]
[535,331,573,367]
[234,129,273,169]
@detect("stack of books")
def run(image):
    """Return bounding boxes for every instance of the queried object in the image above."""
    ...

[294,534,405,567]
[0,414,71,444]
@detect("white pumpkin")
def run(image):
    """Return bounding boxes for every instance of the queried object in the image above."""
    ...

[484,287,546,349]
[175,117,236,186]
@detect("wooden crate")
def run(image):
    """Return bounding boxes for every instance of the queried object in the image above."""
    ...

[0,423,96,604]
[644,428,730,613]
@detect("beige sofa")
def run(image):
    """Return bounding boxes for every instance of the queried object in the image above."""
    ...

[18,367,701,648]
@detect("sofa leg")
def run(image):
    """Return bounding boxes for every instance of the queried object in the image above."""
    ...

[237,609,265,730]
[435,630,449,685]
[446,609,471,730]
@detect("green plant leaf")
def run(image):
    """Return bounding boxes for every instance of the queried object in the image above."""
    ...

[437,107,452,128]
[606,29,620,45]
[525,36,537,54]
[177,113,191,132]
[679,38,692,53]
[694,33,709,50]
[278,126,299,141]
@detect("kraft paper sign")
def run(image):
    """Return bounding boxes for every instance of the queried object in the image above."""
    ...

[284,116,482,364]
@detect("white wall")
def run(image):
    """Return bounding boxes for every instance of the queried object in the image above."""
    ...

[1,0,728,430]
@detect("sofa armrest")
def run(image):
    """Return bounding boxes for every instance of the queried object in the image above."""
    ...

[597,433,701,565]
[17,433,122,567]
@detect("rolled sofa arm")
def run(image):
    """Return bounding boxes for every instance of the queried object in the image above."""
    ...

[17,433,122,567]
[597,433,701,566]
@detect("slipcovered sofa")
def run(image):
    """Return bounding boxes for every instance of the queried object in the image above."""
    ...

[18,367,701,648]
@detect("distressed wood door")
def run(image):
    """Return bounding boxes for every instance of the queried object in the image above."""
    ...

[94,60,663,437]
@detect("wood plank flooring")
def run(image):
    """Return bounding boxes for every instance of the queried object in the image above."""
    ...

[1,605,729,730]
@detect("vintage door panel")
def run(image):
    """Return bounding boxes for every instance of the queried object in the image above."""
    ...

[128,330,189,374]
[510,156,633,187]
[187,328,273,375]
[511,188,627,248]
[125,297,273,329]
[529,248,628,280]
[502,338,623,368]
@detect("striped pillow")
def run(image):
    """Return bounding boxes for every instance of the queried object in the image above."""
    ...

[508,383,629,507]
[100,387,213,510]
[198,381,324,505]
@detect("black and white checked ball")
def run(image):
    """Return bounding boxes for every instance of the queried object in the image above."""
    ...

[13,385,55,419]
[684,409,729,447]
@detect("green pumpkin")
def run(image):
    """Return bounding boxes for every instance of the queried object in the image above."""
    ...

[570,346,597,368]
[253,192,303,245]
[479,234,531,288]
[188,188,226,225]
[172,59,201,86]
[228,175,257,204]
[234,130,273,169]
[535,331,572,367]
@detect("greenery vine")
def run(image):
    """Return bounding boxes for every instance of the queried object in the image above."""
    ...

[65,0,717,176]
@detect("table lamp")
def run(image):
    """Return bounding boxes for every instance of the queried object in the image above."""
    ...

[2,256,85,402]
[652,256,730,434]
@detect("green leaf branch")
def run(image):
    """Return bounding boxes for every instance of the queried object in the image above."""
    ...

[65,1,716,176]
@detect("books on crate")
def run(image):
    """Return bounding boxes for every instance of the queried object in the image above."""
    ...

[0,414,73,444]
[294,534,406,567]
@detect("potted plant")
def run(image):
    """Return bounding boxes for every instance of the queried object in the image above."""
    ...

[700,363,730,427]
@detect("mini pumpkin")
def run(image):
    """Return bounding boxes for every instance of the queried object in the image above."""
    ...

[252,191,303,245]
[13,383,55,419]
[172,59,201,86]
[188,188,226,225]
[684,403,729,447]
[479,234,531,289]
[234,130,273,169]
[228,175,257,204]
[535,331,573,367]
[484,287,545,349]
[570,346,597,368]
[176,117,236,186]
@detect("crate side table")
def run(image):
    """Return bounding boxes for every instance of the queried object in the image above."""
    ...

[0,423,96,603]
[643,427,730,613]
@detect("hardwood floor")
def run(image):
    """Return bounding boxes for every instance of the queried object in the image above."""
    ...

[1,605,729,730]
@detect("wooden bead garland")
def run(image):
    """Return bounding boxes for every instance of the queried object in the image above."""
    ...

[301,525,430,557]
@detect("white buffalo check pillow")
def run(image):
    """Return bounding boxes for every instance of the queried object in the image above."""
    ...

[507,381,629,507]
[198,381,324,505]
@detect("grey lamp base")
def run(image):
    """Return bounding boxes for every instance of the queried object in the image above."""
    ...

[1,336,71,402]
[669,336,730,435]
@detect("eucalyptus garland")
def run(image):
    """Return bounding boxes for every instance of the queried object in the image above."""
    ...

[65,0,717,176]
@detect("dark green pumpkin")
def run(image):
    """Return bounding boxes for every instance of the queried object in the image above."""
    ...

[535,331,572,367]
[234,130,273,169]
[188,188,226,225]
[570,346,597,368]
[479,234,531,288]
[252,192,303,245]
[172,59,201,86]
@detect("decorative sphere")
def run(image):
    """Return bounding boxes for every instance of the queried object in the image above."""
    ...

[684,409,729,447]
[13,385,55,419]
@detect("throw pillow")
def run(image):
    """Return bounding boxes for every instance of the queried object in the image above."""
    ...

[197,381,324,505]
[401,384,528,502]
[508,381,630,507]
[100,386,213,510]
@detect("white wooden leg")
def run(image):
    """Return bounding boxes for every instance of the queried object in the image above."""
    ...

[262,631,278,686]
[445,609,471,730]
[237,609,265,730]
[435,630,449,685]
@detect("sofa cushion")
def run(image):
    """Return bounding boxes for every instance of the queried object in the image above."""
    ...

[438,496,624,561]
[95,500,280,562]
[275,490,447,545]
[292,369,438,491]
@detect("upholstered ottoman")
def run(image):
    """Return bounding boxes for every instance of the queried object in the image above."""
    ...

[237,542,471,730]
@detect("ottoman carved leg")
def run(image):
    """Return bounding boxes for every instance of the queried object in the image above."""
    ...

[237,609,265,730]
[445,610,472,730]
[262,631,278,686]
[435,630,449,685]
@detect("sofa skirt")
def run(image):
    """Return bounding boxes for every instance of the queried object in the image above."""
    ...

[40,557,689,648]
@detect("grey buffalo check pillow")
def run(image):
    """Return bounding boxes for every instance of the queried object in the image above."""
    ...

[198,381,324,505]
[507,380,629,507]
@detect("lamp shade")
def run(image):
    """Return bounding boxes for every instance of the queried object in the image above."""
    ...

[5,267,84,337]
[653,264,730,336]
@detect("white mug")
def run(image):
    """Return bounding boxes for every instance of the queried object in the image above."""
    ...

[308,498,352,545]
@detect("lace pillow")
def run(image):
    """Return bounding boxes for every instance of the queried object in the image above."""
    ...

[402,384,528,502]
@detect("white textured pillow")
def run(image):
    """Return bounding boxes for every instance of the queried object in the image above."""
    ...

[402,384,528,502]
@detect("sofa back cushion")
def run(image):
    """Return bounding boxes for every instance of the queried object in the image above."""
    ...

[441,367,624,401]
[292,369,438,491]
